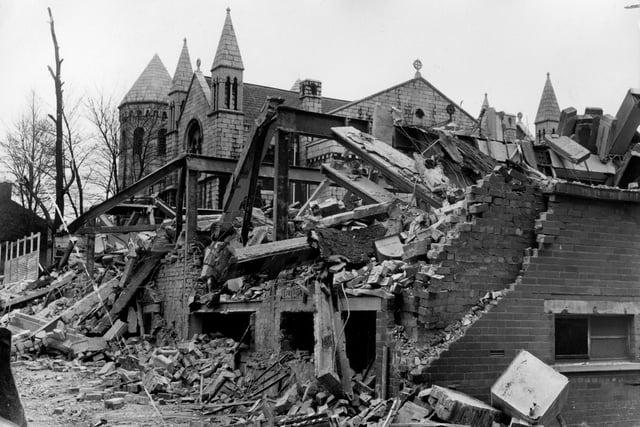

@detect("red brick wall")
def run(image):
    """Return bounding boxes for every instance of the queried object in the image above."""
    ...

[422,194,640,426]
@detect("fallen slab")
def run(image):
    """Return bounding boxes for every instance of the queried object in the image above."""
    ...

[331,127,442,208]
[491,350,569,425]
[544,134,590,164]
[321,163,399,205]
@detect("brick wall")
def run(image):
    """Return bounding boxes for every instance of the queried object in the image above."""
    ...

[419,194,640,426]
[154,250,202,338]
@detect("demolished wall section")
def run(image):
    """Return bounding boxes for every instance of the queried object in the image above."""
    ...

[399,172,545,337]
[419,194,640,426]
[154,250,202,338]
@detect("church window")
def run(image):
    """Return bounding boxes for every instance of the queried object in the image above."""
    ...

[552,128,556,134]
[133,127,144,155]
[225,76,231,109]
[232,78,238,110]
[157,128,167,156]
[186,120,202,155]
[415,108,425,119]
[162,111,167,121]
[213,80,218,110]
[120,130,127,152]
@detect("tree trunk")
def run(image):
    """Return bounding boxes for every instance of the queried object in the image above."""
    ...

[48,7,64,229]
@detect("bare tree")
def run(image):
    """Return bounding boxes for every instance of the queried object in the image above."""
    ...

[0,92,55,225]
[47,6,65,229]
[86,92,122,198]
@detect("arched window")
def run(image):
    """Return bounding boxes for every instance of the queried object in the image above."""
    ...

[542,129,546,138]
[157,128,167,156]
[162,111,167,121]
[133,127,144,155]
[225,76,231,109]
[120,130,127,152]
[213,79,218,110]
[415,108,425,119]
[232,77,238,110]
[186,120,202,154]
[552,128,555,134]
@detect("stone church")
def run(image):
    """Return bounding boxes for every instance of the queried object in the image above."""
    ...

[117,9,483,209]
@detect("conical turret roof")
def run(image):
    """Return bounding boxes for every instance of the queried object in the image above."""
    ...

[170,39,193,94]
[211,8,244,71]
[534,73,560,124]
[120,54,172,106]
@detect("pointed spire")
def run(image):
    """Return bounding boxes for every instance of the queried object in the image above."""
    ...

[120,54,172,106]
[481,93,490,113]
[170,38,193,94]
[534,72,560,124]
[211,8,244,71]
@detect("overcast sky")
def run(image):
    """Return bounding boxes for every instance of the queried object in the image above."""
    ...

[0,0,639,140]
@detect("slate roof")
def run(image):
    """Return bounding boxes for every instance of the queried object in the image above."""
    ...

[170,39,193,94]
[120,54,172,106]
[211,9,244,71]
[203,77,350,126]
[535,73,560,124]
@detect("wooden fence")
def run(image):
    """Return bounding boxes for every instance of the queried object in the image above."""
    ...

[3,232,40,284]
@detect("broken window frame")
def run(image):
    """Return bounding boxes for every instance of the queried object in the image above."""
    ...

[554,315,631,361]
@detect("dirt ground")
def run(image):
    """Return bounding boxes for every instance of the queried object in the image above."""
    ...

[12,357,215,427]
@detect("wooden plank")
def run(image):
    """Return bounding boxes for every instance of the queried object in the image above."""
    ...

[611,88,640,155]
[295,179,331,219]
[3,272,74,310]
[310,202,392,229]
[175,165,186,239]
[544,135,590,164]
[221,98,280,237]
[67,155,185,233]
[230,237,309,264]
[313,280,343,397]
[186,169,198,243]
[92,253,164,334]
[321,164,398,205]
[331,127,442,208]
[76,224,158,235]
[274,130,290,241]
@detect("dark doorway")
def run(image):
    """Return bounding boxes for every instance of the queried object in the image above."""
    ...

[343,311,377,373]
[201,312,252,345]
[280,312,314,352]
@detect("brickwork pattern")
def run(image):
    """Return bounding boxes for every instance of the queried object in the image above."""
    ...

[154,251,201,339]
[421,195,640,426]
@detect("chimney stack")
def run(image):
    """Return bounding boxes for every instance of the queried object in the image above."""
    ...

[299,79,322,113]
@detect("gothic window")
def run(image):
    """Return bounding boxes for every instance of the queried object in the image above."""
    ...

[133,127,144,155]
[186,120,202,155]
[225,76,231,109]
[552,128,555,134]
[120,130,127,152]
[213,79,218,110]
[157,128,167,156]
[162,111,167,121]
[232,77,238,110]
[542,129,546,139]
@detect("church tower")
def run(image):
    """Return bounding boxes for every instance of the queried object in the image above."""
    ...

[168,38,193,158]
[209,8,245,159]
[118,54,172,188]
[534,73,561,144]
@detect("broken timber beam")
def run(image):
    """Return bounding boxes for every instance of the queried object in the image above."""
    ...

[295,179,331,219]
[321,164,398,204]
[92,253,164,335]
[274,129,291,241]
[313,280,343,397]
[226,237,314,280]
[76,224,159,235]
[331,127,442,208]
[67,155,185,233]
[308,201,392,229]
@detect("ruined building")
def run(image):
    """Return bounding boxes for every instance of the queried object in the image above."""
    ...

[117,9,477,209]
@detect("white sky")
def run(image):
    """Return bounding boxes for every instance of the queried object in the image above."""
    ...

[0,0,639,140]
